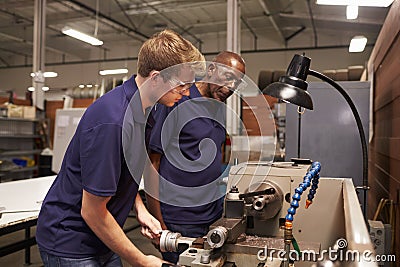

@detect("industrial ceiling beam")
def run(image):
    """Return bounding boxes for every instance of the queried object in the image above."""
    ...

[241,16,258,50]
[0,55,9,67]
[127,0,225,15]
[141,0,203,48]
[258,0,285,43]
[62,0,149,41]
[113,0,138,30]
[284,25,306,43]
[0,8,86,58]
[279,12,385,26]
[0,46,31,58]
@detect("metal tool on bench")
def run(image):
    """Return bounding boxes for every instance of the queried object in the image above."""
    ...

[0,207,40,219]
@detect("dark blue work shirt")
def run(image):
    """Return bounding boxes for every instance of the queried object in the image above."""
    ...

[36,75,144,257]
[148,85,225,225]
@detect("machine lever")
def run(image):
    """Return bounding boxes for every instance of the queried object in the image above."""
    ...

[238,188,275,199]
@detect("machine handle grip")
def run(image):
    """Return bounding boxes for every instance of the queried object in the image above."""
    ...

[238,188,275,199]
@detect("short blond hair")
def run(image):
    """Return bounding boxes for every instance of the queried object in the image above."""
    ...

[137,29,205,78]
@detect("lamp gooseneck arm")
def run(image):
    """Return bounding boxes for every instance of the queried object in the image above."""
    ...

[308,69,369,217]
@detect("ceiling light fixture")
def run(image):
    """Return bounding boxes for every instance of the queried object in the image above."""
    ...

[99,68,129,75]
[349,35,367,52]
[61,26,103,46]
[30,71,58,78]
[28,86,35,92]
[346,5,358,19]
[42,86,50,91]
[316,0,394,7]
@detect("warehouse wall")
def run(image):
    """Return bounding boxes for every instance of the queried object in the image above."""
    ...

[367,0,400,261]
[0,46,371,99]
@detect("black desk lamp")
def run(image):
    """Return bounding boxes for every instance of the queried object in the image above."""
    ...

[263,54,369,218]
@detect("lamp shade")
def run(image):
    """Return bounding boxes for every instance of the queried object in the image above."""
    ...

[262,54,314,110]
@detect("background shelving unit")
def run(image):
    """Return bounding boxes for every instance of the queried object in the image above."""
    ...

[0,117,44,182]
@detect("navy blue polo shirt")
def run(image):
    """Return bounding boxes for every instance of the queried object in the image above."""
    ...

[36,75,144,258]
[148,85,225,225]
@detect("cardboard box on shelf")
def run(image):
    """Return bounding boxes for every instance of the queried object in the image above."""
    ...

[7,104,23,118]
[23,106,36,119]
[6,104,36,119]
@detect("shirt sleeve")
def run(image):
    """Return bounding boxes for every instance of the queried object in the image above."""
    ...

[80,123,122,196]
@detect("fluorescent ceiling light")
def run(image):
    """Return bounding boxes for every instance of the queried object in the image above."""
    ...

[349,36,367,52]
[99,68,129,75]
[61,26,103,46]
[30,71,58,78]
[346,5,358,19]
[316,0,394,7]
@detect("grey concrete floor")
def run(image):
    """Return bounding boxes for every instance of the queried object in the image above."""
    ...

[0,216,161,267]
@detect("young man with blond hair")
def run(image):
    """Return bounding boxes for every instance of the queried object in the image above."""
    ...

[36,29,204,267]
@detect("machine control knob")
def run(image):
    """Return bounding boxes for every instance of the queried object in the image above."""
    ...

[229,186,239,193]
[253,197,266,211]
[160,230,182,252]
[210,231,221,244]
[206,226,228,248]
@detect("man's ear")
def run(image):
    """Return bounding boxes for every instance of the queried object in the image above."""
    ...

[149,70,160,81]
[207,63,216,77]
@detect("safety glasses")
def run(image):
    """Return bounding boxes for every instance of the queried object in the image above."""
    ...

[168,77,195,95]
